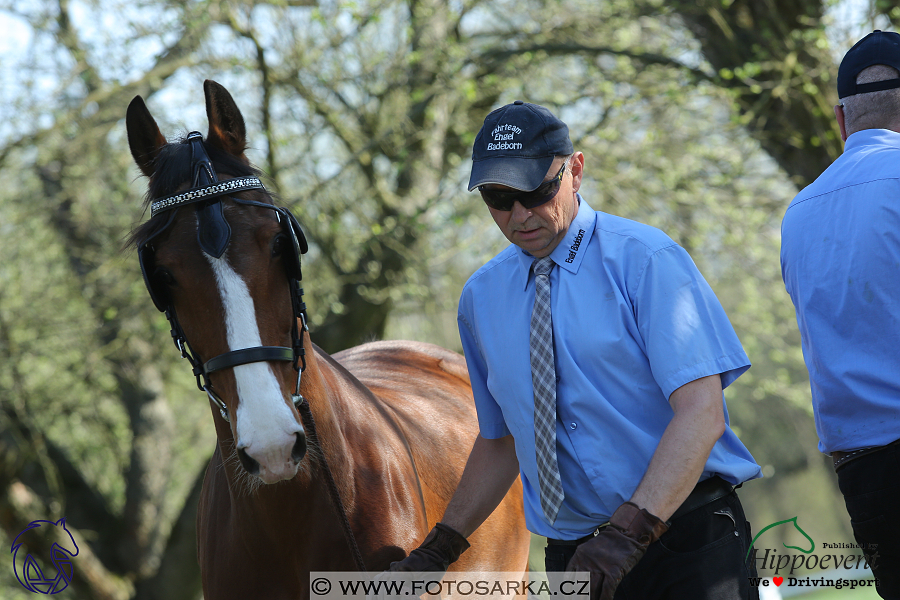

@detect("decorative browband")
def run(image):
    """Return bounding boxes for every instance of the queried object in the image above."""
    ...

[150,176,267,217]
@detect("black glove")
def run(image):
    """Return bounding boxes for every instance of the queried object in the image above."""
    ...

[388,523,470,572]
[566,502,668,600]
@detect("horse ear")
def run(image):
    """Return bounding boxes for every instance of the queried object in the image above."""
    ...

[126,96,167,178]
[204,79,247,159]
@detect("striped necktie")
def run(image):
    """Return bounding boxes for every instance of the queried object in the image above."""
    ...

[530,256,564,523]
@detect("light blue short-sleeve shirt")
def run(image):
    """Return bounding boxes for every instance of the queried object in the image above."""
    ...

[458,197,761,539]
[781,129,900,455]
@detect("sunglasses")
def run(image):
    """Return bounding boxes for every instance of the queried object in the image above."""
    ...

[478,156,571,211]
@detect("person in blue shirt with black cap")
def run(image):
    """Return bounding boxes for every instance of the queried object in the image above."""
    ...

[781,30,900,598]
[388,101,762,599]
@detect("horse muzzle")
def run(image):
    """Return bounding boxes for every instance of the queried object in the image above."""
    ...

[237,426,307,484]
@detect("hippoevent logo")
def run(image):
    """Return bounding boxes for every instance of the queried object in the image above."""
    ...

[10,518,79,594]
[746,516,879,592]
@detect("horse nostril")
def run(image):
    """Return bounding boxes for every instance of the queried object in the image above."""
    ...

[292,429,307,462]
[237,447,260,475]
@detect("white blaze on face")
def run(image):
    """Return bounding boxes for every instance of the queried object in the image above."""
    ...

[206,254,302,482]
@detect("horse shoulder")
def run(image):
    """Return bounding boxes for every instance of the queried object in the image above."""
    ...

[330,341,480,505]
[330,341,529,573]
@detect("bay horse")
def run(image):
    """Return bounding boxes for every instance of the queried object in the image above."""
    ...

[125,81,529,599]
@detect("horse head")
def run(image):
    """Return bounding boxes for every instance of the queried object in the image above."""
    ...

[127,81,310,484]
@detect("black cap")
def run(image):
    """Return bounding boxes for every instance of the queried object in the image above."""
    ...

[838,30,900,98]
[467,101,574,192]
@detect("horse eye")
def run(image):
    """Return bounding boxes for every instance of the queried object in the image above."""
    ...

[154,268,177,288]
[271,233,288,257]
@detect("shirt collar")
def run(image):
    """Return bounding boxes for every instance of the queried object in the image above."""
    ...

[516,195,597,290]
[844,128,900,153]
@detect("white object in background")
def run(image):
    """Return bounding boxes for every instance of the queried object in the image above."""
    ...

[759,578,784,600]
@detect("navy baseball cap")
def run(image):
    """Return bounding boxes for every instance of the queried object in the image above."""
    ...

[838,30,900,98]
[468,100,574,192]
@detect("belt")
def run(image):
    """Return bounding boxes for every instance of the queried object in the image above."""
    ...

[546,476,735,546]
[670,475,735,521]
[832,437,900,471]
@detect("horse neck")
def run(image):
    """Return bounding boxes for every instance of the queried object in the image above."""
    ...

[295,333,353,494]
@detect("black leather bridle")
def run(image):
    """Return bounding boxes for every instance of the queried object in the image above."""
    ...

[135,131,368,572]
[137,131,310,423]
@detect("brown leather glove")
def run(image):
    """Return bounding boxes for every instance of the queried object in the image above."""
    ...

[388,523,470,572]
[566,502,668,600]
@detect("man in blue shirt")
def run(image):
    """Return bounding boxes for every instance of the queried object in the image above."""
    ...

[781,30,900,598]
[391,101,761,599]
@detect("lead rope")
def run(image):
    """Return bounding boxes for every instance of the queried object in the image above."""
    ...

[286,252,365,572]
[295,397,368,572]
[289,280,366,572]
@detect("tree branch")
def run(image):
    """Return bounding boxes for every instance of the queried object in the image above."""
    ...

[470,42,714,83]
[56,0,103,94]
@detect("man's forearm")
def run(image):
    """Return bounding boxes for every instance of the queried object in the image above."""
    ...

[441,434,520,538]
[629,374,726,521]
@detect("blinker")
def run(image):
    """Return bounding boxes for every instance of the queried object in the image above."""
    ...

[189,132,232,259]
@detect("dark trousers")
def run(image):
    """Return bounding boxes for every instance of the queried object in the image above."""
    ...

[836,443,900,600]
[545,491,759,600]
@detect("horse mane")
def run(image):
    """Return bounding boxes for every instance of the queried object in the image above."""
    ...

[124,134,262,251]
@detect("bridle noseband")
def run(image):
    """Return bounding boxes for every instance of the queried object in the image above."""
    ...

[138,132,310,422]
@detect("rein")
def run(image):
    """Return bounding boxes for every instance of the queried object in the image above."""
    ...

[295,398,368,572]
[138,131,366,572]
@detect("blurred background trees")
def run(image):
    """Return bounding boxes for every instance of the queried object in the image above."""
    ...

[1,0,896,597]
